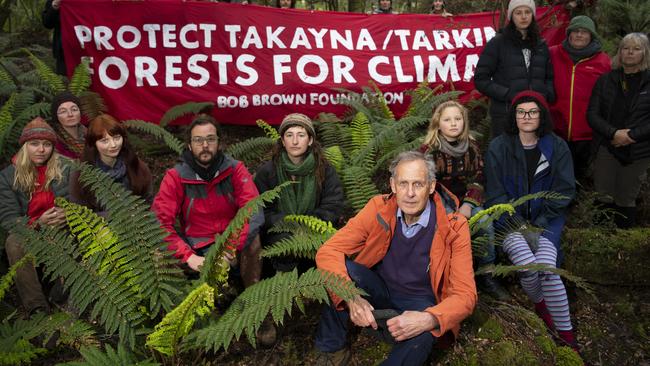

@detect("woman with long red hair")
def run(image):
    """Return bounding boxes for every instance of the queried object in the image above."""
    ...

[70,114,152,210]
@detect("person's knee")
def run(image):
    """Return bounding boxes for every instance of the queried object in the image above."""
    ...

[5,233,27,262]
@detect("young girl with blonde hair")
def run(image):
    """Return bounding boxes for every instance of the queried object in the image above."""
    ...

[421,101,508,300]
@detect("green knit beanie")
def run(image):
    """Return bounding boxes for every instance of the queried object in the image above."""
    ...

[566,15,599,40]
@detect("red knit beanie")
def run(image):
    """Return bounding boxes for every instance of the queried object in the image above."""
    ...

[511,90,550,112]
[19,117,58,145]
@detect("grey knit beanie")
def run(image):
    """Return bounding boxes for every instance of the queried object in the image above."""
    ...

[507,0,535,21]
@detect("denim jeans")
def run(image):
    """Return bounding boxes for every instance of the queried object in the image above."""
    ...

[315,259,436,366]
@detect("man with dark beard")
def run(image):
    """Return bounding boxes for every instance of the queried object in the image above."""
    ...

[153,114,264,286]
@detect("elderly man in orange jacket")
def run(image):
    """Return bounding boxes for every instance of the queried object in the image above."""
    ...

[314,151,477,366]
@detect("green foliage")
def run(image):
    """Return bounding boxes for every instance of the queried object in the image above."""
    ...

[404,82,464,118]
[185,268,362,352]
[349,112,372,155]
[23,48,65,95]
[1,312,97,365]
[123,119,185,155]
[257,119,280,140]
[0,254,33,302]
[68,60,92,96]
[79,91,107,121]
[340,166,379,212]
[159,101,214,127]
[262,215,337,259]
[0,92,16,158]
[323,145,344,173]
[146,283,215,356]
[62,344,160,366]
[225,136,275,167]
[201,182,290,286]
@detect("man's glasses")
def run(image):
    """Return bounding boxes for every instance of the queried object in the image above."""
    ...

[191,136,219,145]
[515,109,540,119]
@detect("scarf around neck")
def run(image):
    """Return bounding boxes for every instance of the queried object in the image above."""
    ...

[55,123,86,156]
[182,149,224,181]
[438,137,469,158]
[562,38,602,64]
[275,151,317,215]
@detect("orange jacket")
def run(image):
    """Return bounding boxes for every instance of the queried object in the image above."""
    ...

[315,189,477,339]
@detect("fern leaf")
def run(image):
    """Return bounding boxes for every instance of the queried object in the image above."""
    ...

[0,93,16,157]
[185,268,362,352]
[123,119,185,155]
[476,263,593,295]
[68,60,92,95]
[23,49,65,94]
[63,344,160,366]
[225,136,275,167]
[284,215,337,235]
[340,166,379,213]
[349,112,372,155]
[200,182,291,286]
[324,145,344,174]
[261,232,331,259]
[78,91,107,120]
[146,283,214,356]
[256,119,280,140]
[0,254,33,302]
[369,81,395,120]
[0,339,46,365]
[159,102,214,127]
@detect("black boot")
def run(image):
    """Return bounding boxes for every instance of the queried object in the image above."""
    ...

[477,274,510,301]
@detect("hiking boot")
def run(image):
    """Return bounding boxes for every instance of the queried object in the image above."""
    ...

[314,347,351,366]
[477,274,511,301]
[256,316,277,348]
[534,300,555,331]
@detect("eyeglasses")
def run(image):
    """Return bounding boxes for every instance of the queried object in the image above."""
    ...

[515,109,540,119]
[57,106,80,115]
[191,136,219,145]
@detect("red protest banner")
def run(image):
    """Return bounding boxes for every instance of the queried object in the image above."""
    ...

[60,0,569,125]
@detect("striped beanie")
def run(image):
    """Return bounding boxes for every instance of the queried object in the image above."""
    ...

[19,117,58,145]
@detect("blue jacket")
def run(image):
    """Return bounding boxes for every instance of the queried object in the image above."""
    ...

[484,133,575,232]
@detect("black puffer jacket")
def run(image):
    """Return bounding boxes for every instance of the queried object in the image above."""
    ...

[42,0,65,75]
[474,29,555,134]
[587,69,650,161]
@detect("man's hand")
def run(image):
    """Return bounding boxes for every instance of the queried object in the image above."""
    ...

[458,203,472,219]
[612,129,636,147]
[186,254,205,272]
[348,296,377,329]
[386,311,438,342]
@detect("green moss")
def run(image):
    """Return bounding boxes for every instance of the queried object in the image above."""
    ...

[477,317,504,341]
[358,341,391,365]
[466,308,490,332]
[534,335,556,356]
[555,346,584,366]
[563,228,650,285]
[448,344,479,366]
[482,340,537,366]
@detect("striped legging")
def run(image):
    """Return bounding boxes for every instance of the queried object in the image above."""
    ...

[502,232,572,331]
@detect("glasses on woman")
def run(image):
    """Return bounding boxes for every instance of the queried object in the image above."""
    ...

[515,109,540,119]
[57,106,80,115]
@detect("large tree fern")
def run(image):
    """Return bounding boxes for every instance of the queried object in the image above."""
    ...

[123,119,185,155]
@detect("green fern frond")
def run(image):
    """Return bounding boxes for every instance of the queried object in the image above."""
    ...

[369,81,395,120]
[324,145,344,174]
[159,102,214,128]
[0,338,46,366]
[0,66,12,84]
[200,182,291,286]
[79,91,107,120]
[371,136,424,175]
[0,93,16,157]
[284,215,337,235]
[74,162,184,316]
[340,166,379,213]
[0,254,33,302]
[23,49,65,94]
[63,344,160,366]
[146,283,214,356]
[317,120,352,151]
[256,119,280,140]
[261,232,331,259]
[469,204,516,234]
[476,263,593,295]
[349,112,372,155]
[225,136,275,168]
[185,268,362,352]
[510,191,569,209]
[68,60,91,95]
[123,119,185,155]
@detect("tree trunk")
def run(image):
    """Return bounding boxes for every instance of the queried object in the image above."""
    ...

[348,0,365,13]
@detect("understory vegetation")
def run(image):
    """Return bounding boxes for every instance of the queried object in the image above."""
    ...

[1,0,649,365]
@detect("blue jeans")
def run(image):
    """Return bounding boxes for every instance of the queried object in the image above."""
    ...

[315,259,436,366]
[471,206,496,267]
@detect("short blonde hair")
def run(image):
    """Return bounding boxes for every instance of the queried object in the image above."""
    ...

[423,100,471,150]
[612,33,650,71]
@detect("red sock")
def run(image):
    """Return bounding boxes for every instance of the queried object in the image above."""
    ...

[534,300,555,331]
